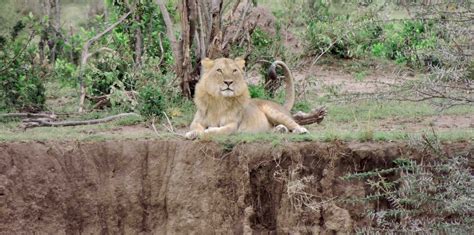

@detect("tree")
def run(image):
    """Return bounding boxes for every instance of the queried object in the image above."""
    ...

[39,0,62,64]
[157,0,257,98]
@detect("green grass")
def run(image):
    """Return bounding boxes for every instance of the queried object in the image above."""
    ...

[326,100,473,123]
[1,98,473,142]
[0,121,154,142]
[207,128,473,147]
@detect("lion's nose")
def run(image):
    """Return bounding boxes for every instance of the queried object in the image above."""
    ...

[224,80,233,86]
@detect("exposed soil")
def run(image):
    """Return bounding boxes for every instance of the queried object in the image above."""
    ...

[1,140,471,234]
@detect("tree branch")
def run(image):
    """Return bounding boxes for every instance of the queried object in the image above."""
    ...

[78,11,131,113]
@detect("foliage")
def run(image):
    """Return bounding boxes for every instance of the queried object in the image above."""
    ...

[344,135,474,233]
[86,52,134,96]
[137,80,165,118]
[0,17,46,112]
[248,84,268,99]
[230,25,285,65]
[304,3,440,68]
[53,58,77,87]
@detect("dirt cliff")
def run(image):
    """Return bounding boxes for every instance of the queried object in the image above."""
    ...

[0,140,471,234]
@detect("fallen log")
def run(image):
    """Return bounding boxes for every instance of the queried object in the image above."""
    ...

[21,113,140,129]
[0,113,57,120]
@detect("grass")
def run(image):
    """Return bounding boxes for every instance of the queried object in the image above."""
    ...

[206,128,473,147]
[0,121,155,142]
[326,100,473,123]
[1,97,473,142]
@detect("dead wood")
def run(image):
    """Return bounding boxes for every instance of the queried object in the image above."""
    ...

[21,113,140,129]
[293,106,327,126]
[0,113,57,120]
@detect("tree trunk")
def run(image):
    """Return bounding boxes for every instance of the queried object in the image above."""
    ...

[156,0,254,98]
[134,13,143,67]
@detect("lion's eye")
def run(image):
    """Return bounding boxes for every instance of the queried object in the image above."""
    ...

[233,69,238,73]
[216,68,223,73]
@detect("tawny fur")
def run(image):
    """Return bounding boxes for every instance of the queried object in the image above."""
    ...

[185,57,307,139]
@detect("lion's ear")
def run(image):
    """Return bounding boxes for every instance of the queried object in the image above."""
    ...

[201,58,215,72]
[235,57,245,70]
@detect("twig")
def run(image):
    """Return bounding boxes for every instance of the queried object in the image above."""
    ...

[161,112,175,133]
[151,117,160,135]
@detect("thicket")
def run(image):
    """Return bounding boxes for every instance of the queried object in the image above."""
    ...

[0,0,178,118]
[0,17,46,112]
[0,0,289,118]
[343,134,473,233]
[305,2,451,69]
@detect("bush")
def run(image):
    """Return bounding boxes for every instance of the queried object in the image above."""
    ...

[86,53,135,96]
[53,59,77,87]
[371,20,438,66]
[0,19,46,112]
[248,84,268,99]
[305,6,439,68]
[137,83,165,118]
[344,136,474,233]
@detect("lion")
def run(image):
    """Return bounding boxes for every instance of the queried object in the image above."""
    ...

[185,57,308,139]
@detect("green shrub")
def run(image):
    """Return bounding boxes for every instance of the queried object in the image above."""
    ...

[53,59,77,86]
[305,7,439,68]
[370,20,438,67]
[344,136,474,233]
[137,82,165,118]
[230,26,284,65]
[0,19,46,112]
[86,53,134,96]
[248,84,268,99]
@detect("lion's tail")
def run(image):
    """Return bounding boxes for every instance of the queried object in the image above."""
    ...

[269,60,295,111]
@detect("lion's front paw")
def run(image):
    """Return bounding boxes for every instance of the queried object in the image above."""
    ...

[185,130,201,140]
[273,124,289,133]
[293,126,309,134]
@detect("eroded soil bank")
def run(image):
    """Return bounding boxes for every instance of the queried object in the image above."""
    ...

[0,140,471,234]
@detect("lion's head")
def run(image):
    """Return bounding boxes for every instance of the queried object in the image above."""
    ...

[196,57,249,98]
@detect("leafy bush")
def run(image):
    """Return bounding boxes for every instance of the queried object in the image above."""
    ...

[86,53,134,96]
[248,84,268,99]
[370,20,438,66]
[0,18,46,112]
[344,136,474,233]
[305,6,439,68]
[53,59,77,86]
[230,26,285,65]
[137,83,165,118]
